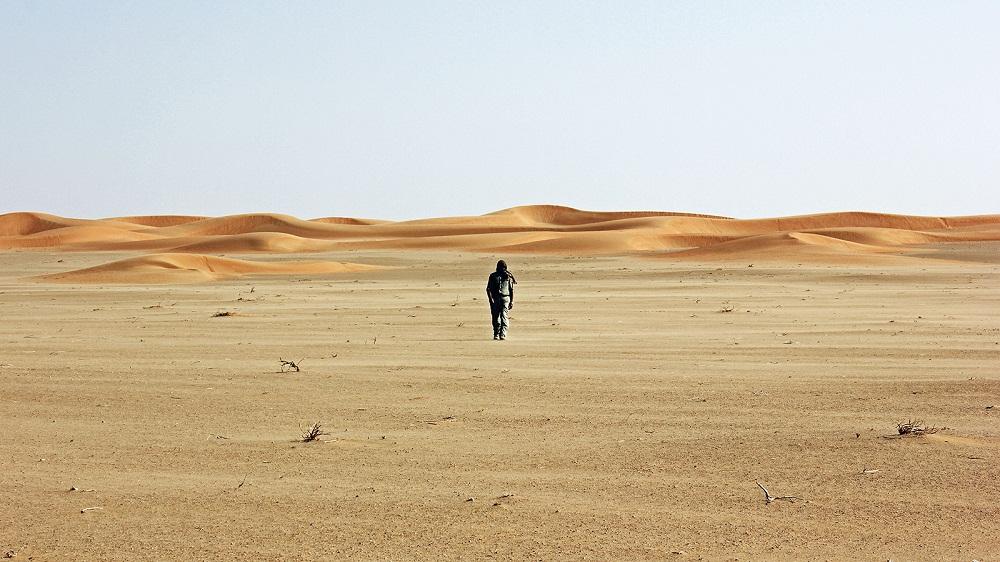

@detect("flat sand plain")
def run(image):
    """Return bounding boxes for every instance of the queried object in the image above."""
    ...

[2,247,999,560]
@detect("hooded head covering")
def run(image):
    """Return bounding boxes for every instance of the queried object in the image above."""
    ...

[494,259,515,285]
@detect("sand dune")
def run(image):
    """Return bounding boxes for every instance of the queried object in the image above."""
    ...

[484,230,688,254]
[38,253,381,284]
[108,215,207,227]
[670,231,908,262]
[153,213,347,238]
[310,216,388,226]
[796,227,943,246]
[0,211,89,236]
[166,232,337,254]
[0,224,166,249]
[484,204,729,226]
[3,207,999,268]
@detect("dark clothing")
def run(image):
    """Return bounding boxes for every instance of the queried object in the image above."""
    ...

[490,295,511,339]
[486,269,516,339]
[486,270,516,298]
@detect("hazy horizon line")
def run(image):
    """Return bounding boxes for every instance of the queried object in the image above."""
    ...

[4,203,999,223]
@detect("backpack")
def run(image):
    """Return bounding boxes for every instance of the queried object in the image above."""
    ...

[489,271,515,295]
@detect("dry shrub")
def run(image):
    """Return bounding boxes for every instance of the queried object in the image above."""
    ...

[279,358,302,372]
[897,420,939,436]
[301,422,327,442]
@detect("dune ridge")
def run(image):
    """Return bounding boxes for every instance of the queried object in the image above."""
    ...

[108,215,208,227]
[0,212,90,236]
[38,253,381,284]
[4,206,999,267]
[167,232,337,254]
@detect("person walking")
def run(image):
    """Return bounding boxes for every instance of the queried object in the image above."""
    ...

[486,259,516,340]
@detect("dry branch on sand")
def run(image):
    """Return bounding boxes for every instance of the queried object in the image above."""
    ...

[896,420,939,436]
[211,311,237,317]
[301,422,327,442]
[756,481,797,504]
[279,358,302,372]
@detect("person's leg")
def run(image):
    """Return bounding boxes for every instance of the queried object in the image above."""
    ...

[498,296,510,339]
[490,300,501,339]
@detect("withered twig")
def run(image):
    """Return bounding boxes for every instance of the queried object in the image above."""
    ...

[279,358,302,372]
[756,481,797,504]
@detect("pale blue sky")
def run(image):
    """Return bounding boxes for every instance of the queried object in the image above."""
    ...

[2,1,998,219]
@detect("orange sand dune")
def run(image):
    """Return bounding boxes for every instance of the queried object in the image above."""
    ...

[383,205,726,230]
[484,204,729,226]
[0,212,90,236]
[735,211,1000,232]
[668,231,915,263]
[3,207,999,264]
[485,230,670,254]
[166,232,337,254]
[0,224,166,249]
[797,227,944,246]
[339,229,696,254]
[37,253,381,284]
[310,216,388,226]
[108,215,207,227]
[153,213,367,239]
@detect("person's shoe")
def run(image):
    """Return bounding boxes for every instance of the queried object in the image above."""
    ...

[493,334,499,340]
[499,336,506,341]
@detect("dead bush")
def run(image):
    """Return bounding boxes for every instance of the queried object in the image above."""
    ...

[280,358,302,372]
[896,420,939,436]
[301,422,327,442]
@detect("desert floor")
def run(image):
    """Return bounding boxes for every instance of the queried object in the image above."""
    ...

[2,249,999,560]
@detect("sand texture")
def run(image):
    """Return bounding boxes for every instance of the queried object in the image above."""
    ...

[37,253,382,284]
[2,208,1000,560]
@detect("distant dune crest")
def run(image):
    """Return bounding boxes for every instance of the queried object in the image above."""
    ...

[39,253,381,284]
[109,215,207,227]
[0,212,88,236]
[485,204,730,225]
[3,205,999,275]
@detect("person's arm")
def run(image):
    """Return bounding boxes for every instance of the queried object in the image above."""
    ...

[486,276,494,304]
[508,280,514,309]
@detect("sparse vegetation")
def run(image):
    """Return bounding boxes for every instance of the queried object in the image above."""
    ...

[301,422,327,442]
[756,481,797,504]
[211,311,236,317]
[896,420,939,436]
[279,358,302,372]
